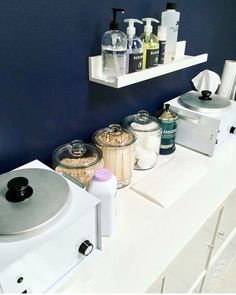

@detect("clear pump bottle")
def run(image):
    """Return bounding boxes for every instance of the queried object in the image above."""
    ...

[101,8,127,82]
[124,18,143,73]
[140,18,159,69]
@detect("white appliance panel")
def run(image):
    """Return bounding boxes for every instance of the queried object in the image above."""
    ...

[165,97,236,156]
[0,160,101,293]
[0,209,98,293]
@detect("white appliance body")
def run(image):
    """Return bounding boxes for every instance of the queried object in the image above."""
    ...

[165,96,236,156]
[0,160,101,293]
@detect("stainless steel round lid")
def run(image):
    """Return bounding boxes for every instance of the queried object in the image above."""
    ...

[0,168,69,235]
[179,90,231,114]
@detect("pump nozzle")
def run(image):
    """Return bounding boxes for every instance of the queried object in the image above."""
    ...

[124,18,143,38]
[110,8,125,30]
[142,17,159,35]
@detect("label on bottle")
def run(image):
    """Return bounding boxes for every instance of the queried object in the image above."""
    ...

[158,41,166,64]
[159,121,177,155]
[146,48,159,68]
[128,53,143,73]
[102,48,126,80]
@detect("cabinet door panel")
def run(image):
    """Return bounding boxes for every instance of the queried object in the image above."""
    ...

[147,272,189,293]
[201,244,236,293]
[212,191,236,256]
[167,228,212,287]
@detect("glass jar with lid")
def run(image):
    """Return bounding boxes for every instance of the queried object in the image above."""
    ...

[53,140,103,189]
[93,124,136,188]
[123,110,161,170]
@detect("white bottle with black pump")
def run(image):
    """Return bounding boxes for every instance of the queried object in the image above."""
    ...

[101,8,127,82]
[161,2,180,63]
[124,18,143,73]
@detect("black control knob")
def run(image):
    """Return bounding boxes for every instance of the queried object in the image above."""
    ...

[230,126,236,134]
[5,177,33,202]
[199,90,212,101]
[78,240,93,256]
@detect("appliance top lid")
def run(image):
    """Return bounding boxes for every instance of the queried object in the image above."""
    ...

[0,168,69,235]
[179,90,231,114]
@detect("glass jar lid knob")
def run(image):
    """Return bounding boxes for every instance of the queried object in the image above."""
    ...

[108,124,122,135]
[70,140,86,157]
[137,110,149,122]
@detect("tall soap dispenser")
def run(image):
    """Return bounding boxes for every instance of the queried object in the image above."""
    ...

[101,8,127,82]
[124,18,143,73]
[140,18,159,70]
[161,2,180,64]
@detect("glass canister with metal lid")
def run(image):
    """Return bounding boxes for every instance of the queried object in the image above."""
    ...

[93,124,136,188]
[53,140,103,189]
[159,104,178,155]
[123,110,161,170]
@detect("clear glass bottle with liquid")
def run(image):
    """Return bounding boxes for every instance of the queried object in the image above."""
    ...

[102,8,127,82]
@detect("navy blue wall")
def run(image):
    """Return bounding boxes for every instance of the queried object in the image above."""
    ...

[0,0,235,172]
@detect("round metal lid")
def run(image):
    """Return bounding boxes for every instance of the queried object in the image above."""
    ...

[0,168,69,235]
[179,91,231,114]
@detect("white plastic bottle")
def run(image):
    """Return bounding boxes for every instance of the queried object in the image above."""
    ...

[88,168,117,237]
[101,8,127,82]
[157,25,167,64]
[139,18,159,70]
[161,2,180,64]
[124,18,143,73]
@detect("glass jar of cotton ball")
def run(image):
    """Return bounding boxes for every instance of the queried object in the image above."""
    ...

[123,110,161,170]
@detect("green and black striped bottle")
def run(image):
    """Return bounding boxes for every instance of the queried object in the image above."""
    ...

[159,104,178,155]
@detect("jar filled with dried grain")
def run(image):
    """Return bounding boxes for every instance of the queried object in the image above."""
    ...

[93,124,136,188]
[53,140,103,189]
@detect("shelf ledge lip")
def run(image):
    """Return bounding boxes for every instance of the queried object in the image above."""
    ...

[89,53,208,88]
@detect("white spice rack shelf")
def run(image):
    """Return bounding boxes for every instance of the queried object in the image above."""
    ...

[89,41,208,88]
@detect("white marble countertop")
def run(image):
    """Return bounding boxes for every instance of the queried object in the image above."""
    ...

[59,136,236,293]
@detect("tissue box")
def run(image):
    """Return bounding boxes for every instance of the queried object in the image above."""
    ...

[165,92,236,156]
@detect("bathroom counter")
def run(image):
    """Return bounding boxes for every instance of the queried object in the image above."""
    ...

[59,136,236,293]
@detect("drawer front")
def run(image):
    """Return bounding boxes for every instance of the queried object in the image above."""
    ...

[201,244,236,292]
[167,228,212,287]
[230,233,236,248]
[147,274,165,293]
[212,191,236,256]
[203,207,221,234]
[147,271,189,293]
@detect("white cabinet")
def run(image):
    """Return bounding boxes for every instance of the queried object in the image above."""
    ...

[146,188,236,293]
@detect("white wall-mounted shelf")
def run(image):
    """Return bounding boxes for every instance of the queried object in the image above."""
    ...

[89,54,208,88]
[88,41,208,88]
